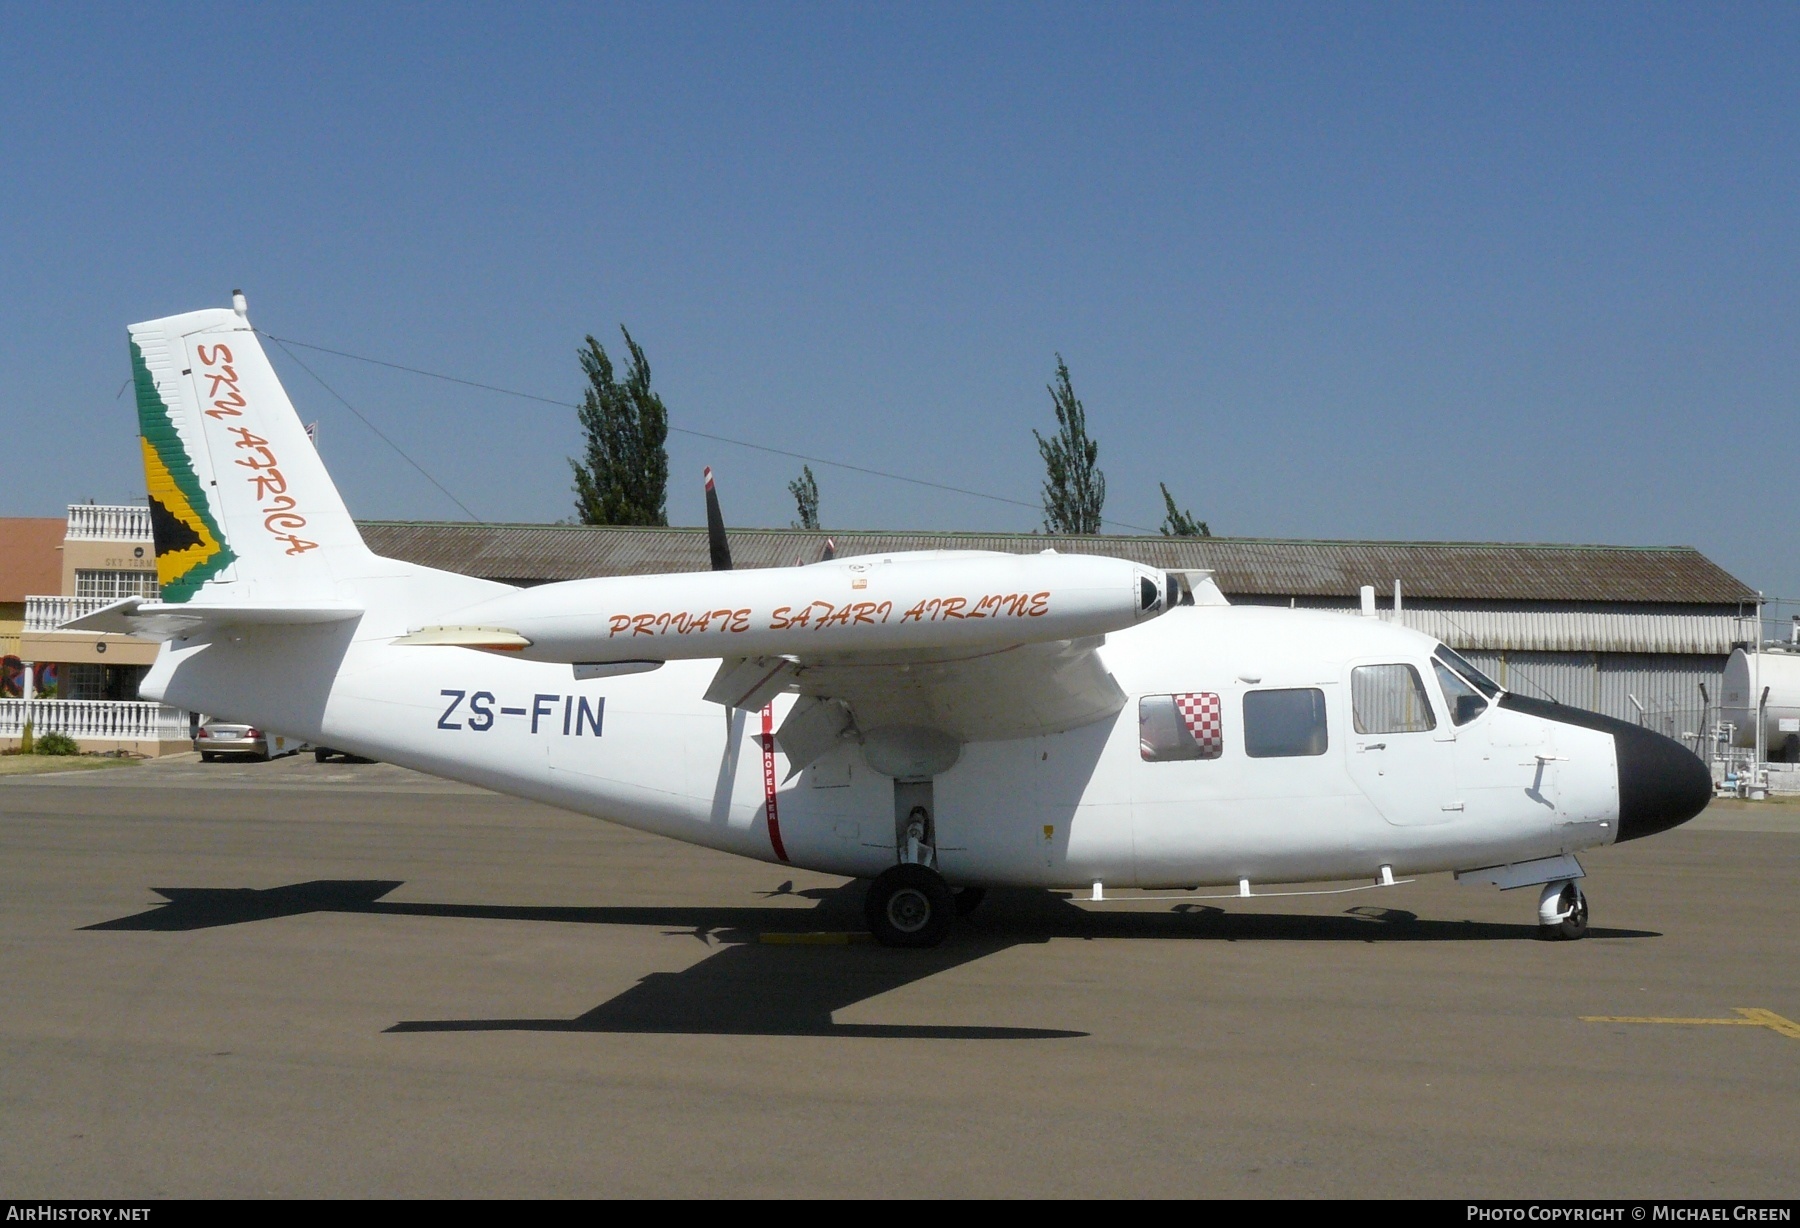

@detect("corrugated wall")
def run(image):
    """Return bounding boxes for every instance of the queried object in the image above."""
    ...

[1459,650,1722,741]
[1393,608,1750,654]
[1598,654,1720,742]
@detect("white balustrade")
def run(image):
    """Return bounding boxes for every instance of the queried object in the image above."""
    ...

[24,595,119,633]
[0,699,188,742]
[65,504,154,542]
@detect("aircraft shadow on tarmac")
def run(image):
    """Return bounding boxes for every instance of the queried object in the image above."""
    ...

[85,880,1659,1040]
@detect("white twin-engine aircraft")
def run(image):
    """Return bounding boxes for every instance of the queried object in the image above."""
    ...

[78,295,1712,948]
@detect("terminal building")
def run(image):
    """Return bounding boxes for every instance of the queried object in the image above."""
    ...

[0,504,183,754]
[0,507,1762,757]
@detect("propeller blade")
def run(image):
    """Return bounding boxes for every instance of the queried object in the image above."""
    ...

[703,467,733,571]
[821,536,836,562]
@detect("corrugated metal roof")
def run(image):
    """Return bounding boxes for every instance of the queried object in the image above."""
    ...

[355,522,1758,606]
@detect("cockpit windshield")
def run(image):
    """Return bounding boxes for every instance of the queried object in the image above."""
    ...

[1433,645,1501,697]
[1432,645,1501,726]
[1434,661,1487,725]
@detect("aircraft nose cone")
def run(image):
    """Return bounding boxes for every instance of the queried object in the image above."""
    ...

[1614,724,1712,842]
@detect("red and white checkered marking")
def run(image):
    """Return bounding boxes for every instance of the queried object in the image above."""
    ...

[1173,692,1222,758]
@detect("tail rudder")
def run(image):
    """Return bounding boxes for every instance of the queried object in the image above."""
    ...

[131,292,371,604]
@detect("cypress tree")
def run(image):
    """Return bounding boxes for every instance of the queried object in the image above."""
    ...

[1033,355,1105,534]
[569,327,670,526]
[788,465,821,530]
[1158,483,1210,537]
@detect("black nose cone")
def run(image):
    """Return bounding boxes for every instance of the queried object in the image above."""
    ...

[1498,693,1712,843]
[1614,722,1712,842]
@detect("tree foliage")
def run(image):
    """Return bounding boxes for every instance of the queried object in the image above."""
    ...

[788,464,821,530]
[569,328,669,526]
[1158,482,1210,538]
[1033,355,1106,534]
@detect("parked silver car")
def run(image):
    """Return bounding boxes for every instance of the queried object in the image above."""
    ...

[194,722,305,762]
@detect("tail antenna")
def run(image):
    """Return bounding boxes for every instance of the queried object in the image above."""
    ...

[703,467,733,571]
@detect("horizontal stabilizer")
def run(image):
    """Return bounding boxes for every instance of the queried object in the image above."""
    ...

[62,596,363,640]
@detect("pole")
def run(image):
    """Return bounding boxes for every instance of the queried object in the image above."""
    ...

[1753,594,1764,789]
[1697,682,1710,764]
[1757,684,1770,785]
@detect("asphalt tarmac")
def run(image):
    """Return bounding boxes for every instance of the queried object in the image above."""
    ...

[1,753,1795,1198]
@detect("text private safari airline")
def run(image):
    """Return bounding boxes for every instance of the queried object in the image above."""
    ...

[75,294,1713,947]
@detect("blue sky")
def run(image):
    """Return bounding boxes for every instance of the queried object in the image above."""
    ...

[3,3,1796,597]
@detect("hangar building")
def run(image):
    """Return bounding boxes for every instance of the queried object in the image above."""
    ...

[361,523,1760,747]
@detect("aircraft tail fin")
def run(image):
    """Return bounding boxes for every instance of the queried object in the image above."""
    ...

[131,292,374,604]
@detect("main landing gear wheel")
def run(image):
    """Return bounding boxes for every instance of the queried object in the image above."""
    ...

[953,887,987,917]
[865,864,955,948]
[1537,879,1589,941]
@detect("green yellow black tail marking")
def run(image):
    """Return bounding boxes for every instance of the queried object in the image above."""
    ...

[133,340,234,601]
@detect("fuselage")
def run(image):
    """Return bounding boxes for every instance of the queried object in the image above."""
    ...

[144,603,1651,890]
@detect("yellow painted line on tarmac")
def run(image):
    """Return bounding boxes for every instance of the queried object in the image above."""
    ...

[759,931,872,945]
[1580,1007,1800,1041]
[1735,1008,1800,1039]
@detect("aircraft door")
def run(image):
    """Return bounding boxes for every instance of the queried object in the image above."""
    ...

[1344,662,1459,826]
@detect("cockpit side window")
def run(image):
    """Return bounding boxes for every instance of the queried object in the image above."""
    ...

[1352,664,1437,734]
[1433,660,1489,726]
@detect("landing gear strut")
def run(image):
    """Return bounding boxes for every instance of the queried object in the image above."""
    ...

[865,864,955,948]
[1537,879,1589,941]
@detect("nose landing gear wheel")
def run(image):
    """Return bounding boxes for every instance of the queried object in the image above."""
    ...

[1537,879,1589,941]
[865,864,955,948]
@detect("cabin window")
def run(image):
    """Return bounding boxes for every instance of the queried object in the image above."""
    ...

[1351,664,1437,734]
[1433,660,1488,725]
[1243,688,1329,758]
[1139,693,1223,761]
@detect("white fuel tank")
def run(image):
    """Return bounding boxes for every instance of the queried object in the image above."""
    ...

[419,550,1176,664]
[1721,647,1800,759]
